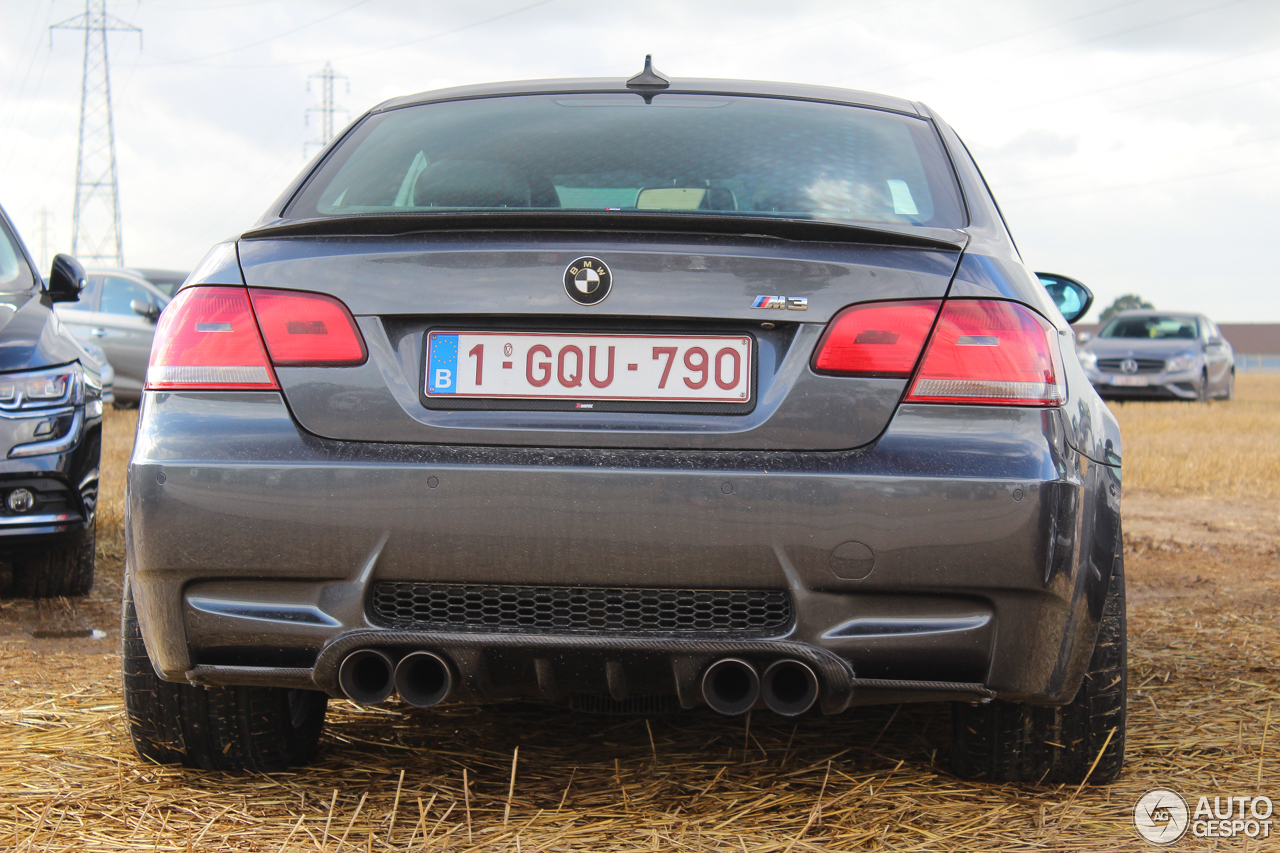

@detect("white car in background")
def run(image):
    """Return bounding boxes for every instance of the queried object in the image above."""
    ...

[53,268,169,404]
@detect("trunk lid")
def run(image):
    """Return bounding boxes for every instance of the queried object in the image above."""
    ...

[237,230,961,451]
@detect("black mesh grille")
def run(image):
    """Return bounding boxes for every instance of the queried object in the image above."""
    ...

[570,693,681,715]
[369,583,792,635]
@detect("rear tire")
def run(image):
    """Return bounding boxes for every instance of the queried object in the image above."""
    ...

[10,519,96,598]
[950,550,1126,785]
[121,579,328,771]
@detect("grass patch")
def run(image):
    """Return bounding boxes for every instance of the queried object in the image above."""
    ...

[1108,374,1280,498]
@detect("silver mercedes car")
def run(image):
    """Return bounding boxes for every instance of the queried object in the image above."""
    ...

[123,62,1125,783]
[1077,310,1235,401]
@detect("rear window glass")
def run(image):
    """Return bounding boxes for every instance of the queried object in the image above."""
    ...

[288,93,965,229]
[1099,316,1199,340]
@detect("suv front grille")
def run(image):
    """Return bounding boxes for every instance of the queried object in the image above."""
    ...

[369,583,793,636]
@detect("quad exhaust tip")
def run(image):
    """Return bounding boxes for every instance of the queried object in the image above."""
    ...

[338,649,395,705]
[761,659,819,716]
[394,651,454,708]
[701,658,760,716]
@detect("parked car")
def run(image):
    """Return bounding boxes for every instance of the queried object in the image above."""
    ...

[78,341,116,407]
[129,268,189,298]
[53,267,169,404]
[1077,310,1235,401]
[122,66,1125,783]
[0,204,105,597]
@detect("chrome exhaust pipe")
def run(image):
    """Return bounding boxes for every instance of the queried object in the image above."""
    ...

[701,658,760,716]
[338,649,395,705]
[761,659,819,717]
[393,651,454,708]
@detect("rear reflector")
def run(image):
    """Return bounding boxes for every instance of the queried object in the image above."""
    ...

[249,288,367,366]
[811,300,942,377]
[146,287,278,390]
[905,300,1065,406]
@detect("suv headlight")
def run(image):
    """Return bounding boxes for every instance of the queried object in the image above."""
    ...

[1166,352,1197,372]
[1076,350,1097,371]
[0,366,80,411]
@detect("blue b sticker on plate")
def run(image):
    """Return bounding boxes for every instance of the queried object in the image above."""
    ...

[427,333,458,394]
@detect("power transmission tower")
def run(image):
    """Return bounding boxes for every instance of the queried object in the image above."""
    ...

[35,209,52,272]
[51,1,140,267]
[305,61,349,157]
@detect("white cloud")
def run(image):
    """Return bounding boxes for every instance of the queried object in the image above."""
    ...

[1,0,1276,321]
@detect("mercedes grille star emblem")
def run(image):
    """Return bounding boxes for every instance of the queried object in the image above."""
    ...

[1121,358,1139,374]
[564,257,612,305]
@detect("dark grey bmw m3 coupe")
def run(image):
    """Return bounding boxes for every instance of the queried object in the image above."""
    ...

[124,64,1126,782]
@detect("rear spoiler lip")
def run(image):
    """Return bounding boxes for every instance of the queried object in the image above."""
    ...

[240,212,968,253]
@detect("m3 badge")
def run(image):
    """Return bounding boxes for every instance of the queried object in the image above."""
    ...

[752,295,808,310]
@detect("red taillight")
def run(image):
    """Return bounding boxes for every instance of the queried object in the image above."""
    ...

[145,286,367,391]
[250,288,367,366]
[146,287,278,390]
[811,300,942,377]
[905,300,1065,406]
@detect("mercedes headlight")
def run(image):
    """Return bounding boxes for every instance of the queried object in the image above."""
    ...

[1076,350,1097,371]
[1166,352,1197,372]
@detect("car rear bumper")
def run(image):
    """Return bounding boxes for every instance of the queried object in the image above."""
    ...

[127,391,1121,709]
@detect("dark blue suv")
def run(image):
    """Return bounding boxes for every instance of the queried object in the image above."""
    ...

[0,204,106,597]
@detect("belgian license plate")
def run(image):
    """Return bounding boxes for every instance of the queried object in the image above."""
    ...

[425,331,752,402]
[1111,375,1149,386]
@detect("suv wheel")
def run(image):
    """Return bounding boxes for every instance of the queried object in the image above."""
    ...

[950,547,1126,785]
[121,578,328,771]
[10,518,96,598]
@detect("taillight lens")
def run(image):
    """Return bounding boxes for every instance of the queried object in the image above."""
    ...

[811,300,942,377]
[905,300,1065,406]
[146,287,278,390]
[146,286,368,391]
[250,288,367,366]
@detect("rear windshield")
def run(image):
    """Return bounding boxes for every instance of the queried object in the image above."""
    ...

[288,93,965,229]
[1099,316,1199,340]
[0,218,35,293]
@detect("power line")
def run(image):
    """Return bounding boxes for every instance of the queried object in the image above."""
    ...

[138,0,372,67]
[859,0,1251,99]
[159,0,558,71]
[1002,158,1277,205]
[1006,40,1280,114]
[824,0,1148,87]
[51,0,141,267]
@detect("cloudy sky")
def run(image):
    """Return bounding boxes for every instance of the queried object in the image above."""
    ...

[1,0,1277,322]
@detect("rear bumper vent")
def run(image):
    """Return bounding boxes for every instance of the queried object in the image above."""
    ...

[369,583,793,636]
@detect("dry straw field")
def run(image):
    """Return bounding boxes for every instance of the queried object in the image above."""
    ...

[1,378,1277,851]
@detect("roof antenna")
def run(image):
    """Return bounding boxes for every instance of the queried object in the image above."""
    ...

[626,55,669,102]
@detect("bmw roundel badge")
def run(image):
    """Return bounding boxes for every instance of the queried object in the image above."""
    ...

[564,257,612,305]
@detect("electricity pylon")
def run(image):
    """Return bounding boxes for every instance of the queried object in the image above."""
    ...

[305,62,349,156]
[51,1,140,267]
